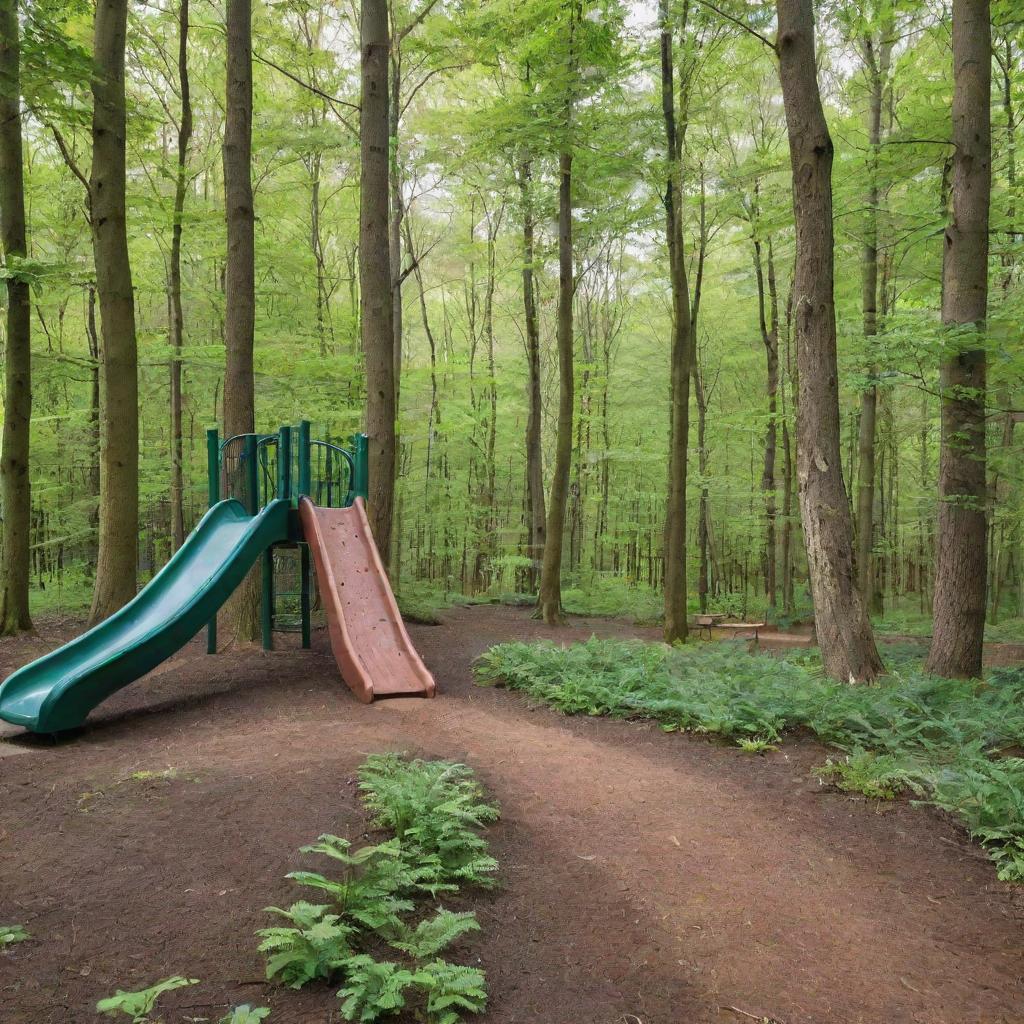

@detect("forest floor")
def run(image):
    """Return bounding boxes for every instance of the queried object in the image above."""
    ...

[1,606,1023,1024]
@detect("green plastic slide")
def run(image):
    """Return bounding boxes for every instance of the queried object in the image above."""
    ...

[0,499,291,733]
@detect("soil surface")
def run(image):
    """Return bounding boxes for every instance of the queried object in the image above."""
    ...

[1,606,1023,1024]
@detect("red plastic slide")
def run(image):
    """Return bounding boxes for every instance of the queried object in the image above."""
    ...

[298,497,436,702]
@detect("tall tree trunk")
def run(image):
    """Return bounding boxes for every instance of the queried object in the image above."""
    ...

[926,0,990,678]
[169,0,192,552]
[86,285,100,571]
[537,144,574,624]
[519,155,546,592]
[0,0,31,633]
[776,0,883,681]
[389,46,403,413]
[89,0,139,625]
[753,226,779,610]
[855,22,892,615]
[223,0,258,639]
[661,0,692,644]
[360,0,395,566]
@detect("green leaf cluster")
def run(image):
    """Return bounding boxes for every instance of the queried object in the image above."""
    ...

[257,755,496,1024]
[96,976,198,1023]
[0,924,28,947]
[358,754,500,887]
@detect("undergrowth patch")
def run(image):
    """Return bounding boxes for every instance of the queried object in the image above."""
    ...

[474,638,1024,881]
[258,754,497,1024]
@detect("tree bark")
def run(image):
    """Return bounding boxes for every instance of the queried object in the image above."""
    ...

[776,0,883,681]
[855,22,892,615]
[0,0,32,633]
[537,144,574,624]
[224,0,255,447]
[359,0,396,566]
[222,0,258,639]
[661,0,693,644]
[926,0,990,678]
[519,155,546,592]
[753,225,779,610]
[169,0,192,552]
[89,0,139,624]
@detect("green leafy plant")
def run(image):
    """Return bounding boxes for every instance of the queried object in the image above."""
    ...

[417,959,487,1024]
[286,835,444,930]
[380,909,480,959]
[0,924,28,947]
[218,1007,271,1024]
[337,955,487,1024]
[337,956,416,1023]
[257,901,354,988]
[813,749,927,800]
[96,976,199,1023]
[358,755,499,887]
[736,737,778,754]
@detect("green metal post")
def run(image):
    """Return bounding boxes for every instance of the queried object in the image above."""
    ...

[325,438,334,506]
[297,421,312,649]
[242,434,268,650]
[277,424,292,501]
[206,428,220,654]
[207,428,220,507]
[297,420,311,498]
[243,434,259,515]
[353,433,369,502]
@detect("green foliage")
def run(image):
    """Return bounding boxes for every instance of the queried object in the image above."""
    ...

[736,737,778,754]
[0,924,28,947]
[813,749,927,800]
[358,755,500,888]
[96,976,199,1023]
[561,576,663,624]
[380,910,480,960]
[476,639,1024,880]
[257,901,354,988]
[336,956,417,1023]
[928,757,1024,882]
[218,1007,271,1024]
[337,955,487,1024]
[256,755,494,1024]
[417,959,488,1024]
[286,836,436,931]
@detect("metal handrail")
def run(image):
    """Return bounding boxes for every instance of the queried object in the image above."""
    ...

[310,440,355,508]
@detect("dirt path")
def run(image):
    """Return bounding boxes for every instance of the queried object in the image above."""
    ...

[1,606,1022,1024]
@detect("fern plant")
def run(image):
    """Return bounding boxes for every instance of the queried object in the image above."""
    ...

[96,976,199,1023]
[379,909,480,959]
[337,956,418,1023]
[813,749,928,800]
[418,959,487,1024]
[358,755,499,887]
[286,835,444,930]
[257,901,354,988]
[337,955,487,1024]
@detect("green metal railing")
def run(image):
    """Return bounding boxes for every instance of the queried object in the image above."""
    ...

[204,422,369,654]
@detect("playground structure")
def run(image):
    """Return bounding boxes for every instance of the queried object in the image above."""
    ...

[0,422,435,733]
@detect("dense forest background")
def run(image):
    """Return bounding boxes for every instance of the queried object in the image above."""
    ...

[3,0,1022,639]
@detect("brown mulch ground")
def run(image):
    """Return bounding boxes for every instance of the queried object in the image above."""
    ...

[1,605,1023,1024]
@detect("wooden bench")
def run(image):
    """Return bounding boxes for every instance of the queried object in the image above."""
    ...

[716,621,767,645]
[693,613,726,640]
